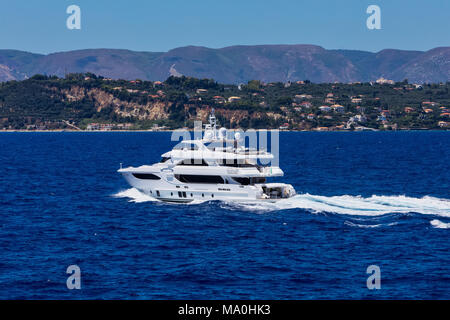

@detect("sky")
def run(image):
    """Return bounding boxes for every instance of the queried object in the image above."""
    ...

[0,0,448,54]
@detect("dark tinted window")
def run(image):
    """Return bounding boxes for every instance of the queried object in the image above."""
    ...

[233,177,266,185]
[252,177,266,184]
[178,159,209,166]
[132,173,161,180]
[233,177,250,185]
[175,174,224,184]
[219,159,255,167]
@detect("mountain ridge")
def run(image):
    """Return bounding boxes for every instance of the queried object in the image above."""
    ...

[0,45,448,84]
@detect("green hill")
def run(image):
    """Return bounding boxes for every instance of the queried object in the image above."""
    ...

[0,73,448,131]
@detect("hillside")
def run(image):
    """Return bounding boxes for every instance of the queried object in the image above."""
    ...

[0,45,449,84]
[0,74,449,131]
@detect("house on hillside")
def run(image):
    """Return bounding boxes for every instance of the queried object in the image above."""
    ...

[331,104,345,113]
[300,101,312,108]
[353,115,367,123]
[376,77,395,85]
[228,96,241,103]
[422,101,439,107]
[213,96,226,103]
[279,123,290,130]
[319,106,331,112]
[294,94,313,103]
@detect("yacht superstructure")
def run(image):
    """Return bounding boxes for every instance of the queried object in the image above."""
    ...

[118,110,296,203]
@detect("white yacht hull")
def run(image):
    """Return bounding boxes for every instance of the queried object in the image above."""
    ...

[120,171,295,203]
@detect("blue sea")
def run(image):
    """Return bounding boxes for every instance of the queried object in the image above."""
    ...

[0,131,449,299]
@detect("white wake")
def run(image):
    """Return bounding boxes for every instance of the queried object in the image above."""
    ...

[430,219,450,229]
[114,189,450,218]
[245,193,450,217]
[113,188,159,203]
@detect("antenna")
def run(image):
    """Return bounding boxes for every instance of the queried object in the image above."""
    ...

[209,108,216,126]
[208,108,217,139]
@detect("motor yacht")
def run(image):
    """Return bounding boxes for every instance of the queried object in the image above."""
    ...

[118,110,296,203]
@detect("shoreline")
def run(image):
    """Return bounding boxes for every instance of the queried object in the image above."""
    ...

[0,129,448,133]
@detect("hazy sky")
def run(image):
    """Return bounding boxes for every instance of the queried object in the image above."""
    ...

[0,0,448,54]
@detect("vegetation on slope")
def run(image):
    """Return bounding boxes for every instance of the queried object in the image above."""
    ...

[0,73,449,130]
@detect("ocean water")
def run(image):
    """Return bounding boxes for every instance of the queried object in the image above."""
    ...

[0,131,449,299]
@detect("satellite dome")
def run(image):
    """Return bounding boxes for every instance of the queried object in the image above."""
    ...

[218,127,227,139]
[204,130,213,140]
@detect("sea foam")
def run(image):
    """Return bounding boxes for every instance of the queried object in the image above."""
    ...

[113,188,158,203]
[114,188,450,218]
[260,194,450,217]
[430,219,450,229]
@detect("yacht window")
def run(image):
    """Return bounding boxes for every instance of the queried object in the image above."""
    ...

[132,173,161,180]
[219,159,255,168]
[156,190,160,197]
[160,157,170,163]
[178,159,209,166]
[252,177,266,184]
[175,174,224,184]
[233,177,250,185]
[232,177,266,185]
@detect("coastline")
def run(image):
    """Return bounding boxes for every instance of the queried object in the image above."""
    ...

[0,128,448,133]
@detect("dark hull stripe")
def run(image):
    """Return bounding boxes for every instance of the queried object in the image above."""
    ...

[158,198,194,203]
